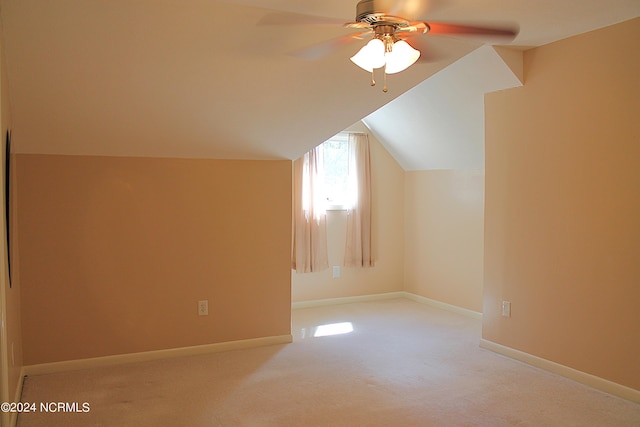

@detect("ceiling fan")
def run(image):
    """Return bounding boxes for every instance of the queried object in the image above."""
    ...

[261,0,519,92]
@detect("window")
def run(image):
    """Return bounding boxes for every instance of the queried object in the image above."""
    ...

[292,131,374,272]
[321,132,352,210]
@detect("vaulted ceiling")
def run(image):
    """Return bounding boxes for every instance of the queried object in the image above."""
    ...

[2,1,639,169]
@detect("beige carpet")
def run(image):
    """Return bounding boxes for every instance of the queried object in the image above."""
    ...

[17,298,640,426]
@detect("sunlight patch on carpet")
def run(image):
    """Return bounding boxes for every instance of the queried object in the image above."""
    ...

[309,322,354,338]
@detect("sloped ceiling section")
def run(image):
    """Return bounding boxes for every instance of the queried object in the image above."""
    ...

[363,45,522,171]
[2,1,639,161]
[0,0,477,161]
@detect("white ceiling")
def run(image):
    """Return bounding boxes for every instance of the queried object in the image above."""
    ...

[2,1,639,168]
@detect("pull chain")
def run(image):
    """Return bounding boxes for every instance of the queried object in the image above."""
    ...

[365,69,388,92]
[383,67,388,93]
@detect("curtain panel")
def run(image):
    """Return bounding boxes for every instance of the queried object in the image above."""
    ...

[291,146,329,273]
[345,133,375,267]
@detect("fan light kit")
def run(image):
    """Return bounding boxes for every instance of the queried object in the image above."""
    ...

[347,1,429,91]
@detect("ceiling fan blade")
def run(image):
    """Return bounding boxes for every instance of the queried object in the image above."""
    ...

[290,32,371,61]
[258,11,346,26]
[426,22,519,40]
[406,39,446,63]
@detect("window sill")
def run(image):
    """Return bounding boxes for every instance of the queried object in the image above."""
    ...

[326,204,348,211]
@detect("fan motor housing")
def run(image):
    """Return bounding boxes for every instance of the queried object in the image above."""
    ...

[356,0,410,27]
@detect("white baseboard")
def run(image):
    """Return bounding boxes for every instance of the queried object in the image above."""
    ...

[292,291,483,320]
[480,339,640,404]
[292,291,406,309]
[8,367,26,427]
[400,292,483,320]
[23,334,292,377]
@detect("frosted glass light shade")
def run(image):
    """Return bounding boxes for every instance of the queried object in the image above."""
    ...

[384,40,420,74]
[350,38,385,72]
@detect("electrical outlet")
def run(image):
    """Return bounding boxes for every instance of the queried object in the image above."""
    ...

[501,301,511,318]
[332,266,341,278]
[198,300,209,316]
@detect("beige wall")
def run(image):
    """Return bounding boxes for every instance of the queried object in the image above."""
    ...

[1,12,24,417]
[484,17,640,390]
[404,170,484,312]
[292,124,405,301]
[16,155,292,365]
